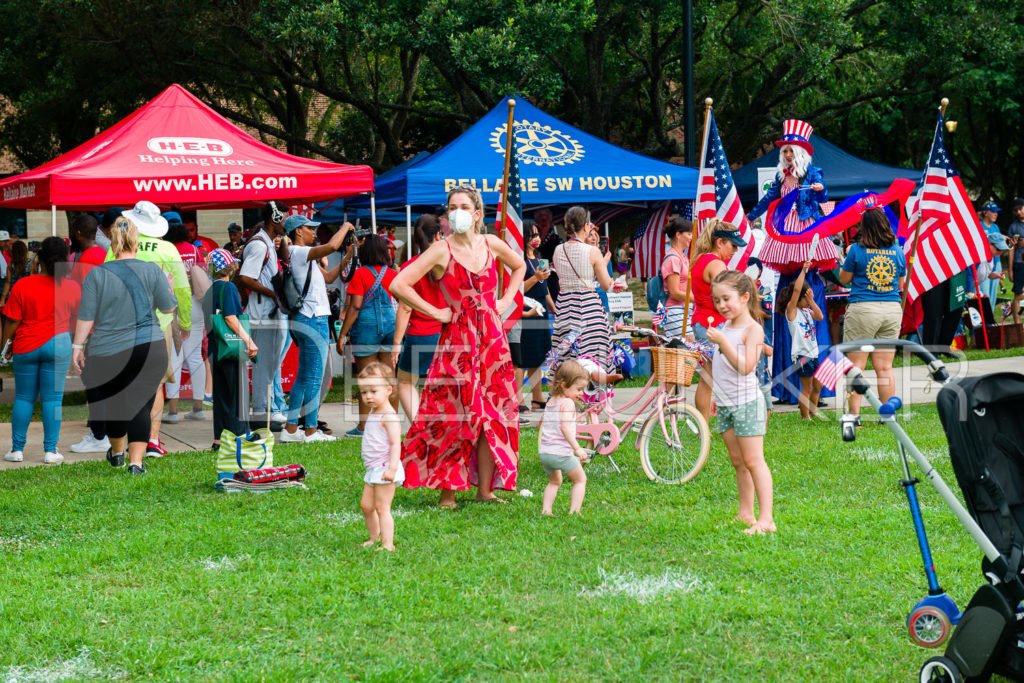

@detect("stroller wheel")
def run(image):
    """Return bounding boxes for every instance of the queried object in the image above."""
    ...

[909,606,953,648]
[919,656,962,683]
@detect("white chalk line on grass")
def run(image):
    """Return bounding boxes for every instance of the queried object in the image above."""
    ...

[199,555,251,572]
[323,507,427,527]
[847,447,945,463]
[579,567,708,604]
[3,646,125,683]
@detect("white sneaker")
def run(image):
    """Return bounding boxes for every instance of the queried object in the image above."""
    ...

[4,450,23,462]
[183,410,205,421]
[161,413,180,424]
[43,451,64,465]
[279,429,306,443]
[70,434,110,453]
[270,412,288,424]
[305,430,337,443]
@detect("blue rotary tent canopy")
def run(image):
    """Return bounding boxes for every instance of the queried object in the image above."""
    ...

[394,96,696,207]
[732,135,920,205]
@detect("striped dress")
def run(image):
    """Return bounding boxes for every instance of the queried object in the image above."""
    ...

[758,181,840,275]
[552,240,610,370]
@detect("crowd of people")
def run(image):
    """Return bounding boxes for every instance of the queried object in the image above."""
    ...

[2,117,1021,544]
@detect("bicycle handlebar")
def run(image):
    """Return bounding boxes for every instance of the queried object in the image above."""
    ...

[617,325,672,345]
[834,338,950,384]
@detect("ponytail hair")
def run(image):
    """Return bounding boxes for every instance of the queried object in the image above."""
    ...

[412,214,441,256]
[712,269,765,321]
[109,216,140,257]
[692,218,734,259]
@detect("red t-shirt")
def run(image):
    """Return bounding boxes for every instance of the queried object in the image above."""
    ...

[174,241,204,277]
[71,245,107,285]
[398,255,446,337]
[3,275,82,354]
[193,235,219,257]
[348,266,397,305]
[692,253,726,328]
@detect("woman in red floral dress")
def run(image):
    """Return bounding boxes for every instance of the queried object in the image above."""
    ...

[390,185,526,509]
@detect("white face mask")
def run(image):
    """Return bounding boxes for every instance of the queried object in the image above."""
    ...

[449,209,474,234]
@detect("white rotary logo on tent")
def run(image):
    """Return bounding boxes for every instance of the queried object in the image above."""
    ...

[490,120,584,167]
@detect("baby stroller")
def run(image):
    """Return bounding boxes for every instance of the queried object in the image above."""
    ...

[835,340,1024,682]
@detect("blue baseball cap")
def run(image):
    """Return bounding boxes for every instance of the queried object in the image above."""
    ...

[282,214,320,234]
[980,202,1001,213]
[162,211,183,225]
[987,232,1009,251]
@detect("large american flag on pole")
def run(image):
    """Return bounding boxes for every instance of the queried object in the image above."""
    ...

[696,109,754,269]
[902,110,989,302]
[499,124,524,332]
[629,201,673,278]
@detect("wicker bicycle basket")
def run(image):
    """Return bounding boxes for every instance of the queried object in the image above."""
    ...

[650,346,700,386]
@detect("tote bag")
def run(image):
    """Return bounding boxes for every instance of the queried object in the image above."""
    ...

[212,283,250,362]
[216,428,274,479]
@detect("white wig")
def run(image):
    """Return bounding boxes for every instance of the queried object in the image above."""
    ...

[775,145,812,183]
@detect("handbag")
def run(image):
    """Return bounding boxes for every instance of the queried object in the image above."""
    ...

[212,283,250,362]
[216,428,274,479]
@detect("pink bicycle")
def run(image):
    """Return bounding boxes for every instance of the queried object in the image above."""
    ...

[539,326,711,484]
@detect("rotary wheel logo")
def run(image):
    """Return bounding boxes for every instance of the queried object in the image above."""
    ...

[866,255,896,288]
[490,119,584,166]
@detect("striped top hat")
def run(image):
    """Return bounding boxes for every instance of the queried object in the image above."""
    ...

[775,119,814,154]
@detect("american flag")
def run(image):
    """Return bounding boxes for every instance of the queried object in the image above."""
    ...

[651,302,666,328]
[696,109,754,269]
[499,120,524,332]
[288,203,316,219]
[591,205,636,227]
[629,202,673,278]
[813,348,854,391]
[902,110,989,302]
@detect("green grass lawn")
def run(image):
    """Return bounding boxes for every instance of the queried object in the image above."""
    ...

[0,404,983,679]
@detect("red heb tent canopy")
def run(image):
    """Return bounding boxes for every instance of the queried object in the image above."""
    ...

[0,84,373,210]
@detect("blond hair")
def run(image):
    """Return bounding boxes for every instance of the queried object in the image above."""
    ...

[109,216,139,257]
[692,219,735,260]
[551,359,590,397]
[357,361,395,381]
[446,185,486,234]
[712,270,765,321]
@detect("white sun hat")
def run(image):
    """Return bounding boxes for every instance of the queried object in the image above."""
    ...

[122,200,168,238]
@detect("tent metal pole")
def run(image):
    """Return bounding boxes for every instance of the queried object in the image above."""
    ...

[370,192,377,233]
[344,210,348,224]
[51,205,57,237]
[604,222,610,241]
[406,205,412,261]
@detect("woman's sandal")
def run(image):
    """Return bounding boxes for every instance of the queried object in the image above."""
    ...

[531,400,547,410]
[518,404,531,414]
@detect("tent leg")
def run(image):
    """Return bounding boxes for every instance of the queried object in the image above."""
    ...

[370,192,377,233]
[406,205,412,261]
[605,222,609,241]
[51,205,57,237]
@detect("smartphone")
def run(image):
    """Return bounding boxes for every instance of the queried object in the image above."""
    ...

[538,258,550,271]
[599,237,609,252]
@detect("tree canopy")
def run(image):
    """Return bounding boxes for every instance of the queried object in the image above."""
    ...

[1,0,1021,204]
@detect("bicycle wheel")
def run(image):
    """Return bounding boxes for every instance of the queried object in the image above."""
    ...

[638,399,709,484]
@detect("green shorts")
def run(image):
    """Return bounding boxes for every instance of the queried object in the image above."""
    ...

[716,396,767,437]
[540,452,582,475]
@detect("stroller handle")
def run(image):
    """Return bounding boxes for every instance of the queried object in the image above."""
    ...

[834,339,950,384]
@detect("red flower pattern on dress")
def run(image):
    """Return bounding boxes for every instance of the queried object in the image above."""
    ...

[401,241,519,491]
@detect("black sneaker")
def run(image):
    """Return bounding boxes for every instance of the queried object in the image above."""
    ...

[106,448,125,468]
[317,420,333,436]
[128,464,146,476]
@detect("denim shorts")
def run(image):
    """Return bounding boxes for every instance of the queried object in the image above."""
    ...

[350,315,396,357]
[397,333,440,375]
[795,355,820,378]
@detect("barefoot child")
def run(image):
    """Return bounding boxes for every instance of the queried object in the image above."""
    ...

[780,258,824,419]
[705,270,775,534]
[357,362,403,551]
[539,359,590,516]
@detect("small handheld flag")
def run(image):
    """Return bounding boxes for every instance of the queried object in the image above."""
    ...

[814,348,854,391]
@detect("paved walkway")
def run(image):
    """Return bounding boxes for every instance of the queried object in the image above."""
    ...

[1,354,1022,470]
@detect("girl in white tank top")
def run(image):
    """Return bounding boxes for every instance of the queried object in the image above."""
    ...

[538,359,591,516]
[704,270,776,535]
[356,363,404,551]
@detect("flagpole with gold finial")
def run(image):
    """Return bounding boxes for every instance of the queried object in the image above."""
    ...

[901,96,947,311]
[681,98,713,337]
[498,97,516,293]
